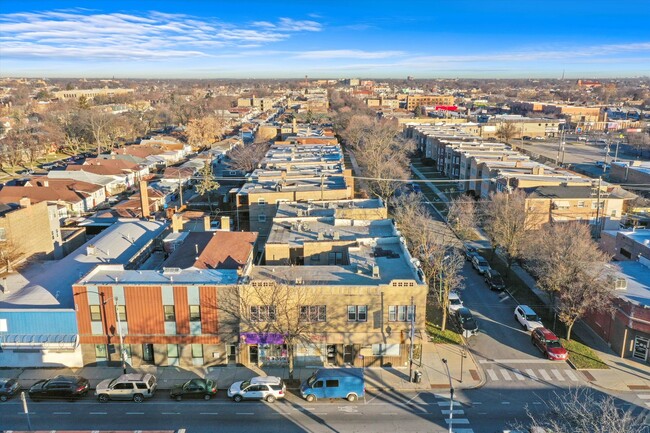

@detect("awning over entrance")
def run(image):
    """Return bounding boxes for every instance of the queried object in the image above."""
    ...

[1,334,78,350]
[240,332,284,345]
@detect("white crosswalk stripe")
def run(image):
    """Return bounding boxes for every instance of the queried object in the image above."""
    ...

[445,418,470,424]
[451,430,474,433]
[513,369,526,380]
[551,369,565,381]
[638,394,650,400]
[500,369,513,381]
[487,369,499,381]
[539,369,552,381]
[525,369,538,380]
[564,370,579,381]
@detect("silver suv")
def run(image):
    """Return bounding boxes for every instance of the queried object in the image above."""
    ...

[227,376,286,403]
[95,373,157,403]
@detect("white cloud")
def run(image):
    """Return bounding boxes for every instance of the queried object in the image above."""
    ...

[0,9,323,60]
[295,49,404,59]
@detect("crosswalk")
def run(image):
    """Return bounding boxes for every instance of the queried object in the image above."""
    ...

[434,394,474,433]
[485,367,581,383]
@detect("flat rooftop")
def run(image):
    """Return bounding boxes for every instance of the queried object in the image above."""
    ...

[267,219,395,246]
[80,264,239,286]
[0,219,168,309]
[239,174,349,195]
[613,261,650,307]
[251,238,423,286]
[275,199,385,219]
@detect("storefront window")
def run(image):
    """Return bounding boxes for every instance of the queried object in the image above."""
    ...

[258,344,288,366]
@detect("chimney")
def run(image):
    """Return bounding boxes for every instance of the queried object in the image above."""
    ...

[221,216,231,231]
[533,165,545,175]
[43,180,49,187]
[139,180,150,218]
[203,216,211,232]
[515,161,524,168]
[19,197,31,208]
[171,213,184,233]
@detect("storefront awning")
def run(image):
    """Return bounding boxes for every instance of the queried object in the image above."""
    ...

[1,334,78,350]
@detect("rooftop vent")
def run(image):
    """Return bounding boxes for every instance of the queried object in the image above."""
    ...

[162,267,182,275]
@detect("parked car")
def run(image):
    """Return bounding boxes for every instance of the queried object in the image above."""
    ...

[464,244,478,261]
[531,328,568,361]
[300,368,364,402]
[170,378,217,401]
[452,307,479,338]
[28,375,89,401]
[522,136,532,141]
[0,378,21,402]
[448,291,464,313]
[514,305,544,331]
[95,373,157,403]
[484,269,506,291]
[471,254,491,275]
[227,376,285,403]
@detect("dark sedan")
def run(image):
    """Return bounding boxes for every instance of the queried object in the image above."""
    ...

[0,378,21,402]
[28,375,89,401]
[170,378,217,401]
[452,307,479,338]
[484,269,506,291]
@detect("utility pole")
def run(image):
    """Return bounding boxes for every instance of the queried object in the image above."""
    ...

[178,174,184,208]
[115,297,127,374]
[594,177,602,239]
[320,174,324,202]
[408,296,414,382]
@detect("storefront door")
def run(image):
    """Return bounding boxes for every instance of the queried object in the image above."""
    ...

[633,336,649,361]
[344,345,354,365]
[228,345,237,363]
[249,345,258,365]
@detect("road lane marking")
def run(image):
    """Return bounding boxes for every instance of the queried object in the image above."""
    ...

[236,412,254,415]
[89,412,107,415]
[513,369,526,380]
[500,369,512,381]
[126,412,144,415]
[53,412,71,414]
[499,296,510,303]
[525,369,538,380]
[162,412,180,415]
[441,409,465,414]
[445,418,470,424]
[479,359,556,364]
[365,390,384,404]
[551,369,565,381]
[405,393,420,405]
[501,401,511,405]
[532,402,542,405]
[486,369,499,381]
[539,370,552,381]
[565,370,579,381]
[200,412,219,415]
[453,430,475,433]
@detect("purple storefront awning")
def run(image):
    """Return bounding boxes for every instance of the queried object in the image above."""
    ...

[241,332,285,345]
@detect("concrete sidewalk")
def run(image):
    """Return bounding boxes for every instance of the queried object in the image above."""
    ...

[0,343,483,393]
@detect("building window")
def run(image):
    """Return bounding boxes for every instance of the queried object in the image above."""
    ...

[116,305,127,322]
[164,305,175,322]
[0,228,6,241]
[95,344,107,359]
[189,305,201,322]
[142,343,154,363]
[577,201,585,208]
[167,344,179,359]
[89,305,102,322]
[258,214,267,223]
[348,305,367,322]
[388,306,416,322]
[250,305,276,322]
[258,198,266,205]
[300,305,327,322]
[328,252,343,265]
[191,344,203,359]
[611,210,617,217]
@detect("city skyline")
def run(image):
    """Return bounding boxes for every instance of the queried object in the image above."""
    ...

[1,0,649,79]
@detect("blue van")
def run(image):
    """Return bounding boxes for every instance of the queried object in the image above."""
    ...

[300,368,364,402]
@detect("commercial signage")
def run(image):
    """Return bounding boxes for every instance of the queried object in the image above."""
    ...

[240,332,285,345]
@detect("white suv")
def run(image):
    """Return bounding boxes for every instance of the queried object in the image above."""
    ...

[448,292,464,313]
[228,376,286,403]
[95,373,157,403]
[514,305,544,331]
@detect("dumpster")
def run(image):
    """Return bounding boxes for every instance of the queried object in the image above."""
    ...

[413,370,422,383]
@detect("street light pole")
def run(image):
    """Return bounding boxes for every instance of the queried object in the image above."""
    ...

[442,358,454,433]
[114,297,127,374]
[408,296,415,382]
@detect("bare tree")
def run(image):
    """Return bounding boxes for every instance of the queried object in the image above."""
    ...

[447,196,478,240]
[495,122,518,142]
[86,111,116,155]
[0,237,24,274]
[195,161,220,214]
[524,223,614,340]
[517,388,646,433]
[481,190,537,268]
[227,142,270,173]
[185,116,226,148]
[219,280,313,379]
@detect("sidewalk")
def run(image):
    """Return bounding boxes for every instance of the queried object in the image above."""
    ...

[1,343,482,393]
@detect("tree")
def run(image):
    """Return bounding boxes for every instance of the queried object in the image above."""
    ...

[518,388,645,433]
[195,161,220,214]
[227,142,270,173]
[86,111,116,155]
[414,105,426,118]
[219,280,312,380]
[0,237,24,274]
[496,122,518,142]
[447,196,478,240]
[481,190,537,268]
[392,194,464,331]
[185,116,226,148]
[524,223,614,340]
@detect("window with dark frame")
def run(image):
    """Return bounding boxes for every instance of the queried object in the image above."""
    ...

[250,305,276,322]
[142,343,154,363]
[300,305,326,322]
[347,305,367,322]
[189,305,201,322]
[89,305,101,322]
[388,305,416,322]
[164,305,175,322]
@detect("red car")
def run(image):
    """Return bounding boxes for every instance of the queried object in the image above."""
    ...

[531,328,568,361]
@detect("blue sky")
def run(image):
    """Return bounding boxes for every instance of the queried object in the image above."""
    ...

[1,1,649,78]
